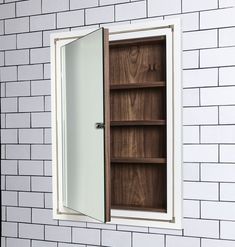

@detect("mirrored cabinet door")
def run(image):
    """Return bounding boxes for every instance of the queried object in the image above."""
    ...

[61,28,110,222]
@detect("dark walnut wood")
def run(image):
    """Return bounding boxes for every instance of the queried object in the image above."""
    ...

[110,88,166,121]
[111,163,167,210]
[110,126,166,158]
[109,39,166,85]
[109,37,167,212]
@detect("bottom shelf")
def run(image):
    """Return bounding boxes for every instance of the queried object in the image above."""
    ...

[111,163,167,211]
[111,204,167,213]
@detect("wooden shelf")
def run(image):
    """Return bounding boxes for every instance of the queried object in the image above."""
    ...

[111,205,167,212]
[111,157,166,164]
[110,81,166,90]
[111,120,166,126]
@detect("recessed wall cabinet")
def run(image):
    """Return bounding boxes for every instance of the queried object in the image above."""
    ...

[51,20,182,229]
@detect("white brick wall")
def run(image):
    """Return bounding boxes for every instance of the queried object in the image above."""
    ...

[1,0,235,246]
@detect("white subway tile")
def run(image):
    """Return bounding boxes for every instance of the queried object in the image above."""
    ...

[31,80,51,96]
[184,145,218,162]
[32,208,57,225]
[201,47,235,68]
[7,238,30,247]
[57,10,84,28]
[17,32,42,49]
[19,96,44,112]
[219,67,235,86]
[2,222,17,237]
[183,200,200,218]
[6,175,30,191]
[219,27,235,47]
[201,126,235,143]
[184,219,219,238]
[183,163,200,181]
[31,47,50,64]
[183,0,217,12]
[32,176,52,192]
[70,0,98,9]
[117,225,148,232]
[73,228,100,245]
[45,225,71,242]
[201,163,235,182]
[200,8,235,29]
[32,240,57,247]
[221,145,235,163]
[5,17,29,34]
[0,51,4,65]
[6,113,30,128]
[1,160,17,175]
[19,129,43,144]
[19,192,44,207]
[44,161,52,176]
[6,81,30,97]
[31,145,52,160]
[101,0,128,4]
[220,183,235,201]
[2,191,18,206]
[183,107,218,125]
[18,64,43,80]
[166,235,200,247]
[0,20,3,35]
[102,230,131,247]
[221,221,235,240]
[202,239,235,247]
[86,6,114,25]
[42,0,69,13]
[1,98,17,113]
[6,145,30,159]
[0,66,17,81]
[183,89,199,106]
[148,0,181,16]
[45,128,52,143]
[201,201,235,220]
[58,244,84,247]
[0,3,15,20]
[219,0,235,7]
[133,233,164,247]
[1,129,17,144]
[116,1,146,21]
[183,50,199,69]
[183,30,217,50]
[7,206,31,222]
[183,69,218,88]
[5,49,29,65]
[45,96,51,112]
[184,181,218,200]
[201,86,235,106]
[30,14,56,31]
[32,112,51,127]
[19,160,43,175]
[17,0,41,16]
[43,63,50,79]
[183,126,199,144]
[19,223,44,240]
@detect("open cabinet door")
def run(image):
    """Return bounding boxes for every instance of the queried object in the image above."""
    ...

[61,28,110,222]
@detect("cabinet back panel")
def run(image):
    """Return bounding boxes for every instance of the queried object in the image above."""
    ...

[111,126,166,158]
[109,40,166,85]
[111,163,167,210]
[110,88,166,121]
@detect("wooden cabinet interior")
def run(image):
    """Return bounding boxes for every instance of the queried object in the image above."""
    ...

[109,36,167,212]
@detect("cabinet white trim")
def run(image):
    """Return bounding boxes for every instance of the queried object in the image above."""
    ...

[51,19,182,229]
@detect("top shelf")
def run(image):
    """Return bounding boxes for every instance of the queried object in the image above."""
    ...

[110,81,166,90]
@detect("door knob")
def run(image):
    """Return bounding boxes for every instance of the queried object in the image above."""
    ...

[95,122,105,129]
